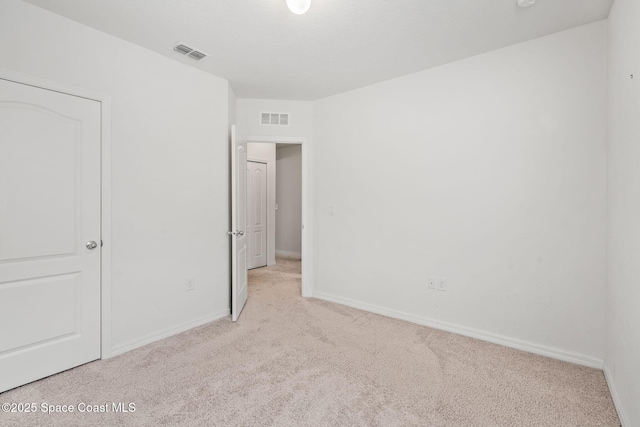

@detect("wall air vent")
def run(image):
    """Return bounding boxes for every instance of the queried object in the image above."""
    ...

[261,112,289,126]
[172,43,208,61]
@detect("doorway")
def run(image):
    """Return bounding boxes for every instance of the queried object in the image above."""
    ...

[246,142,302,270]
[230,135,310,322]
[244,137,311,297]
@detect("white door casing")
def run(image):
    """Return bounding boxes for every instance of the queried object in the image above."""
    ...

[0,78,101,392]
[247,161,267,269]
[230,126,248,322]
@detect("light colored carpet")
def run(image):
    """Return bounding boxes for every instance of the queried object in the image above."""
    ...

[0,257,620,426]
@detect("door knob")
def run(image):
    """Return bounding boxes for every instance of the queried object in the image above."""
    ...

[86,241,98,250]
[237,231,245,236]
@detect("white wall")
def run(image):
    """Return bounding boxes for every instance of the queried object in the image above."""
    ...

[247,143,276,266]
[276,146,302,256]
[313,22,608,365]
[0,0,231,355]
[606,0,640,424]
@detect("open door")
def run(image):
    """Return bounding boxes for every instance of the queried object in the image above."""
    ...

[230,125,248,321]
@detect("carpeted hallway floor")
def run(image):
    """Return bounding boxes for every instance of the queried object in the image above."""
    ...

[0,256,620,426]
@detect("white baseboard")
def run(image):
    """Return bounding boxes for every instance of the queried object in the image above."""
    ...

[312,291,604,369]
[275,250,301,258]
[604,364,629,427]
[108,309,230,358]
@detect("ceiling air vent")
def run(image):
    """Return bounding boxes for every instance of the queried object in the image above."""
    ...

[173,44,193,55]
[261,112,289,126]
[188,50,207,61]
[172,43,208,61]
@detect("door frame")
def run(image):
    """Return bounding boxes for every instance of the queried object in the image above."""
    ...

[246,159,269,270]
[0,68,113,359]
[245,136,312,297]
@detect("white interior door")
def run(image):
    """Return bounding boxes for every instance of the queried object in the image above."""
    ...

[230,126,248,322]
[247,161,267,269]
[0,78,101,392]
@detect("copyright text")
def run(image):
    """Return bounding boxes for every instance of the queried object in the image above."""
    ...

[2,402,136,414]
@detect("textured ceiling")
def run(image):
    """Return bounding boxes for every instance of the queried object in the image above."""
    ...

[23,0,613,100]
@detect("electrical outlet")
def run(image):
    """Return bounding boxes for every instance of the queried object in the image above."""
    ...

[428,277,437,290]
[329,205,336,216]
[186,277,195,291]
[437,277,447,292]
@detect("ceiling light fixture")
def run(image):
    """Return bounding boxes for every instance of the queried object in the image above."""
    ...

[287,0,311,15]
[517,0,536,7]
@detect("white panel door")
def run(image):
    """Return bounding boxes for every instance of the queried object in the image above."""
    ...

[230,126,248,322]
[247,161,267,269]
[0,78,101,392]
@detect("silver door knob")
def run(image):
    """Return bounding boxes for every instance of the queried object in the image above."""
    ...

[237,231,245,236]
[86,241,98,250]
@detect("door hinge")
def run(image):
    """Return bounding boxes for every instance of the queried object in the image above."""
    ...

[101,240,104,247]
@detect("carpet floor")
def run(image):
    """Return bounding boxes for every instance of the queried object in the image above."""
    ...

[0,257,620,426]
